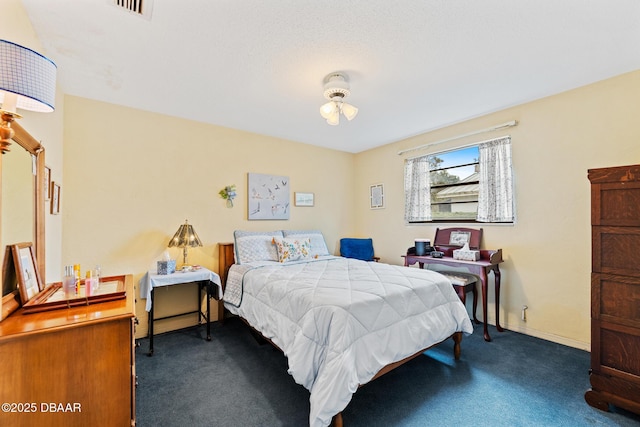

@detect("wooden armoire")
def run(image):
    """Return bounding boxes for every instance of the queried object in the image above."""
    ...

[585,164,640,414]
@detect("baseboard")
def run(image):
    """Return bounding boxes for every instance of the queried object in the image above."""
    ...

[504,323,590,352]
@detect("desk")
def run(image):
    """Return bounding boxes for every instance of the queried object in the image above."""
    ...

[139,268,222,355]
[403,249,503,341]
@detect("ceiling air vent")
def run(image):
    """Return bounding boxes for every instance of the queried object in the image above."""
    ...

[109,0,154,20]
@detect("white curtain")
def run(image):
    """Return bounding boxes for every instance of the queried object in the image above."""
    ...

[404,156,431,222]
[477,136,514,222]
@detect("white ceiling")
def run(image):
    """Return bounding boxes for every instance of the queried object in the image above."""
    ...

[20,0,640,153]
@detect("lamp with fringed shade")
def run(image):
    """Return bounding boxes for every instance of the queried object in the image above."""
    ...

[168,220,203,266]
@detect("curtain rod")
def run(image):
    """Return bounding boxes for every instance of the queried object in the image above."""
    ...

[397,120,518,156]
[404,134,512,161]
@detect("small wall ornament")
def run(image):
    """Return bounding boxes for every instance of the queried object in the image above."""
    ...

[219,185,237,208]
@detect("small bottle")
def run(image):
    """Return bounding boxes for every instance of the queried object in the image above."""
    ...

[63,265,75,299]
[73,264,81,295]
[94,265,101,291]
[85,270,93,297]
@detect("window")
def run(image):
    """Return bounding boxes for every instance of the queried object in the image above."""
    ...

[429,146,479,220]
[404,136,514,223]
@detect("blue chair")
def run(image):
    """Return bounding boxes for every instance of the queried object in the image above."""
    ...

[339,238,379,262]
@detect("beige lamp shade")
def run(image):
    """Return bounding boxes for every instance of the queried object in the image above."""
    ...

[0,39,57,153]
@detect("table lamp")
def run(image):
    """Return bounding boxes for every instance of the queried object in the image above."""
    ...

[168,219,203,266]
[0,40,57,153]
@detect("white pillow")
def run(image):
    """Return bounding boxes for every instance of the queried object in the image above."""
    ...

[272,237,311,263]
[282,230,331,257]
[233,230,283,264]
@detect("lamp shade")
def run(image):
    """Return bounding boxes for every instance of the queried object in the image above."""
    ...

[0,40,57,114]
[168,220,203,249]
[326,107,340,126]
[341,102,358,121]
[319,101,337,119]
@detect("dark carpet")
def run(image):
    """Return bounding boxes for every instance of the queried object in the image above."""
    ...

[135,318,640,426]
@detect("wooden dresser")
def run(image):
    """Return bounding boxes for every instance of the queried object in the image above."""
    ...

[0,275,136,427]
[585,165,640,415]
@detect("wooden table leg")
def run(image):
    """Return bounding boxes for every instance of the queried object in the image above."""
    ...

[331,412,343,427]
[471,284,479,324]
[480,270,491,342]
[494,267,504,332]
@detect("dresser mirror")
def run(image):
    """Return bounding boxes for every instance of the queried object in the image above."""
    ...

[1,122,45,301]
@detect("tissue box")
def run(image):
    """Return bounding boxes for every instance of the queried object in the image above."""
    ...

[157,260,176,275]
[453,249,480,261]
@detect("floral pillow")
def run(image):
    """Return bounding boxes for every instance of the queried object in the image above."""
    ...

[272,237,311,263]
[281,230,331,257]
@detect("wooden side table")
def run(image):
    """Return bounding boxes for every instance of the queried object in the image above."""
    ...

[403,248,503,341]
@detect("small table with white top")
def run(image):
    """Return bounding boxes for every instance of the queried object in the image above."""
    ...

[139,267,223,356]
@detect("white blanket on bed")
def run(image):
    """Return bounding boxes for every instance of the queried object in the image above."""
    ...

[224,256,473,427]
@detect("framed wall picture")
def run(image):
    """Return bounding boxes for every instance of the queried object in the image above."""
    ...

[51,182,60,215]
[248,173,290,220]
[449,231,471,246]
[370,183,384,209]
[44,165,51,201]
[11,242,43,304]
[294,192,314,207]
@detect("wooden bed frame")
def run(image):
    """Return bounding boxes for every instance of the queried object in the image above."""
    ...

[217,242,463,426]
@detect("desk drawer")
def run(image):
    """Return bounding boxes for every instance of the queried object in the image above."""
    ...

[592,273,640,327]
[593,227,640,277]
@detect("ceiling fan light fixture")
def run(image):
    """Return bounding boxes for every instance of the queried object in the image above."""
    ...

[323,76,350,99]
[319,72,357,125]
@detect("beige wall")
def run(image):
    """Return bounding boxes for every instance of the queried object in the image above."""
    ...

[8,0,640,350]
[62,96,355,336]
[354,70,640,349]
[2,0,65,285]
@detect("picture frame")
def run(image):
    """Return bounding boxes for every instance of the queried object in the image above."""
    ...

[370,183,384,209]
[248,173,290,220]
[51,181,60,215]
[11,242,43,304]
[449,231,472,246]
[44,165,51,201]
[294,192,314,207]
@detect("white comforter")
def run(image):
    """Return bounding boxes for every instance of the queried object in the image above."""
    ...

[224,256,473,427]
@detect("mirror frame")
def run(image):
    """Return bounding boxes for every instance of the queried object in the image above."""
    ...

[8,121,45,282]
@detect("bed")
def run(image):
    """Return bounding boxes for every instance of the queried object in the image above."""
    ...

[220,230,473,427]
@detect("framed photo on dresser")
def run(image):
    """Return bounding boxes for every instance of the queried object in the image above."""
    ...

[11,242,43,304]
